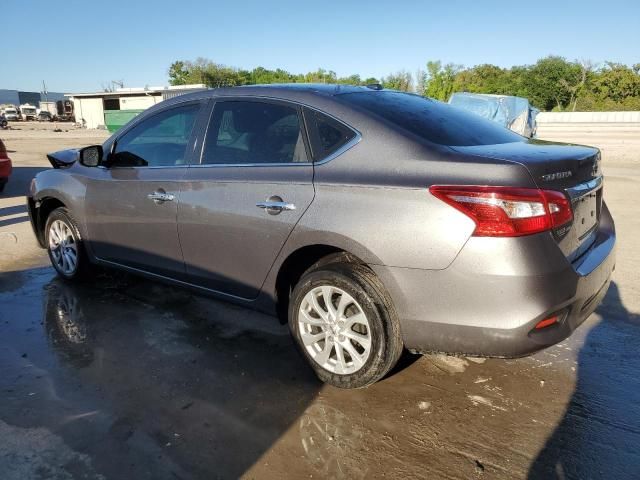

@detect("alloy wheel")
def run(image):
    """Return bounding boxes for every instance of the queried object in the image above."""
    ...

[48,220,78,275]
[298,285,372,374]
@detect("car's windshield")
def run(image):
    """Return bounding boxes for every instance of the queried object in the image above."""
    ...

[338,91,524,147]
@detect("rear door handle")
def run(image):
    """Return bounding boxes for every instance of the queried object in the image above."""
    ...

[147,190,175,203]
[256,200,296,215]
[256,201,296,211]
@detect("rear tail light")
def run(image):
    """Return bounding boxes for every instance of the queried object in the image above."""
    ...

[429,185,573,237]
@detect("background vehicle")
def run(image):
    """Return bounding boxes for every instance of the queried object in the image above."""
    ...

[0,139,12,192]
[37,111,54,122]
[56,99,75,122]
[449,92,539,137]
[20,103,37,121]
[2,106,20,121]
[39,101,58,118]
[26,85,615,388]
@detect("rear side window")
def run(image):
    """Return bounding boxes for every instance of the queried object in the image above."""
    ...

[202,100,308,165]
[338,91,524,146]
[305,109,357,161]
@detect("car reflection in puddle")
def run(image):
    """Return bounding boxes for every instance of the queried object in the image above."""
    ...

[44,282,93,367]
[2,272,325,479]
[299,402,368,479]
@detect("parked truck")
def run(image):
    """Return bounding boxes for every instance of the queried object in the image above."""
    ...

[55,100,75,122]
[20,103,37,121]
[1,105,20,121]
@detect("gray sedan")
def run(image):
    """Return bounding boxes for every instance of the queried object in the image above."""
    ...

[27,84,615,388]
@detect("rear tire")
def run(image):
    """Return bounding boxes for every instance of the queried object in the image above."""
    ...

[289,261,403,388]
[45,207,95,281]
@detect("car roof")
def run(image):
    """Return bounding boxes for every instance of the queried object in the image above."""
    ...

[166,83,382,105]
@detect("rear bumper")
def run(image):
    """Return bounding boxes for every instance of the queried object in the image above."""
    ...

[372,202,616,357]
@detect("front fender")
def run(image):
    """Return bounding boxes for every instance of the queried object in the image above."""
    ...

[30,168,89,243]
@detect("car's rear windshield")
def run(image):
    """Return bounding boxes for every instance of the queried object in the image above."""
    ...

[338,91,524,146]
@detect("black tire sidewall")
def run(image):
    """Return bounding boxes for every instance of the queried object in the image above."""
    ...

[289,263,400,388]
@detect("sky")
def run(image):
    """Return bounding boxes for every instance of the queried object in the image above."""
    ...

[2,0,639,93]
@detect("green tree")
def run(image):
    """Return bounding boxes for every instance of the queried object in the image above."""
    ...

[452,64,509,95]
[522,56,583,110]
[382,71,413,92]
[168,61,190,85]
[423,61,461,100]
[167,57,640,112]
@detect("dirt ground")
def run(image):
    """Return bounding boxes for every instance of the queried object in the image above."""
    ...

[1,122,639,479]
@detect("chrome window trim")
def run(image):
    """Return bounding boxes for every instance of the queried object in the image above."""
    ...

[188,131,361,169]
[97,165,190,171]
[314,130,362,166]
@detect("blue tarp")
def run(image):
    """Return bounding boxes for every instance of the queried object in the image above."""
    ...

[448,92,539,137]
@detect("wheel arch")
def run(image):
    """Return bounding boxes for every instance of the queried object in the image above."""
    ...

[33,196,67,247]
[273,244,368,324]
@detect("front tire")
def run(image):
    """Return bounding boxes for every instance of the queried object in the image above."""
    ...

[45,207,94,280]
[289,262,403,388]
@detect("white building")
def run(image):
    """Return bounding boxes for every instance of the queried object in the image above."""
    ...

[66,84,206,131]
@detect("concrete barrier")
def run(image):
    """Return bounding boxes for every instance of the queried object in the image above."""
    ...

[535,111,640,163]
[537,111,640,124]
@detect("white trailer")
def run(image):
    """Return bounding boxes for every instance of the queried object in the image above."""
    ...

[39,101,58,117]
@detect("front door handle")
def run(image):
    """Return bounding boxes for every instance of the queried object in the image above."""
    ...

[256,196,296,215]
[147,190,175,204]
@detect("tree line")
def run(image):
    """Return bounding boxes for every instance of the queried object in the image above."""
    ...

[168,56,640,111]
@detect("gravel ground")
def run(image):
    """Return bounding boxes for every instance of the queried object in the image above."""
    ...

[1,122,639,479]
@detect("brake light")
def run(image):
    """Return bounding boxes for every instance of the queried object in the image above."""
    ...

[429,185,573,237]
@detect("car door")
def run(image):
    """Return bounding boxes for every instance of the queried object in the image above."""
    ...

[178,98,315,299]
[85,101,204,278]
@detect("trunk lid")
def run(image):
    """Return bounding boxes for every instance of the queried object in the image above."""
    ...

[452,140,602,263]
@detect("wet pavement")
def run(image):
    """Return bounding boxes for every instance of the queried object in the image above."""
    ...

[2,259,639,479]
[1,128,640,479]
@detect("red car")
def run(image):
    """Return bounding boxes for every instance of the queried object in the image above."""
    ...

[0,139,12,192]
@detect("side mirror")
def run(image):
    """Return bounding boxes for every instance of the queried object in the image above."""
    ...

[79,145,103,167]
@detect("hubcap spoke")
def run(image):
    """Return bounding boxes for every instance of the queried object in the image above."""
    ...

[336,293,352,317]
[344,312,367,329]
[299,309,325,327]
[342,341,365,369]
[301,330,326,346]
[314,338,334,367]
[334,343,347,374]
[321,286,338,318]
[343,329,371,349]
[309,293,328,321]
